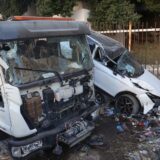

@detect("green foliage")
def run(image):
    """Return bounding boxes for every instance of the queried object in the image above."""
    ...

[0,0,33,18]
[142,0,160,13]
[89,0,140,23]
[0,0,76,18]
[1,0,159,22]
[36,0,76,17]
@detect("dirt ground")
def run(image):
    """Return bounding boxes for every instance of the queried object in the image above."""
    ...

[29,116,139,160]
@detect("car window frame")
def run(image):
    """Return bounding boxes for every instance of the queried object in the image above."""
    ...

[87,36,96,54]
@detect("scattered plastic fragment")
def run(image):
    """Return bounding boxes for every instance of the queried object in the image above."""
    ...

[122,122,129,131]
[80,144,90,153]
[116,123,125,133]
[88,135,104,146]
[105,107,115,116]
[52,144,63,155]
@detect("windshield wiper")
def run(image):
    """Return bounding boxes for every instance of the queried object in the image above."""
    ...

[14,67,63,86]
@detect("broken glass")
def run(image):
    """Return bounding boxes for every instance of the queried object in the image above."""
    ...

[0,36,92,85]
[117,50,144,78]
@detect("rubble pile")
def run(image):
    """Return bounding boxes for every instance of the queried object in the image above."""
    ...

[58,106,160,160]
[104,106,160,160]
[127,138,160,160]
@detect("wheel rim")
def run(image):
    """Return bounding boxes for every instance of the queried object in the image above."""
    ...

[116,95,133,115]
[96,92,104,105]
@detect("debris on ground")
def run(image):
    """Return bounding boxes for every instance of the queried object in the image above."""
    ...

[67,149,101,160]
[88,135,104,146]
[43,105,160,159]
[104,107,115,117]
[0,141,10,160]
[53,143,63,156]
[127,138,160,160]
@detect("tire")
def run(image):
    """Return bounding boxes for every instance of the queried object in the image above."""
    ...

[95,90,105,105]
[115,94,140,115]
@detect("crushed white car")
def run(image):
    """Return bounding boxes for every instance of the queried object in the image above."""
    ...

[87,31,160,115]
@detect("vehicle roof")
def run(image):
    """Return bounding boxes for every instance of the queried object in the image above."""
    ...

[88,31,126,60]
[0,20,90,41]
[9,16,74,21]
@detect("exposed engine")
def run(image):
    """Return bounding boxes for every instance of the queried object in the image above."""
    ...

[58,119,94,147]
[21,75,94,129]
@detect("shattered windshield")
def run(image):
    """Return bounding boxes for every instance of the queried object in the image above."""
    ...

[0,35,92,85]
[117,50,144,78]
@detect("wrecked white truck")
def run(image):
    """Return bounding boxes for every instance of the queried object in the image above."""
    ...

[0,20,96,159]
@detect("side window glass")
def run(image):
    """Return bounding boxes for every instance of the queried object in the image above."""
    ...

[60,41,72,59]
[94,47,102,62]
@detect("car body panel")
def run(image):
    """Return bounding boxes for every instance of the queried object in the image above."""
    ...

[133,70,160,96]
[136,93,154,114]
[88,31,160,114]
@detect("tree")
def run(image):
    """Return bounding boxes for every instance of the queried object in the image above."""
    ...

[130,0,160,22]
[88,0,140,23]
[0,0,76,18]
[136,0,160,13]
[0,0,33,18]
[36,0,76,16]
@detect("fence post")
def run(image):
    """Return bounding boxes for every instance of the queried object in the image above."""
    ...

[128,21,132,51]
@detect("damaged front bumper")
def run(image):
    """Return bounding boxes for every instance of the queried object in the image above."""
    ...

[9,120,95,159]
[137,93,160,114]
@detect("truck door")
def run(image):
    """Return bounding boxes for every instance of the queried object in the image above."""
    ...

[0,66,11,134]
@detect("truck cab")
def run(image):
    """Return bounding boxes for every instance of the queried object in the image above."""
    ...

[0,20,96,159]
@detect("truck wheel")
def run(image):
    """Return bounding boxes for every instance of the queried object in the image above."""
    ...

[115,94,140,115]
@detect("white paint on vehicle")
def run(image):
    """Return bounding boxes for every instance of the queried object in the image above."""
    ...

[136,94,154,114]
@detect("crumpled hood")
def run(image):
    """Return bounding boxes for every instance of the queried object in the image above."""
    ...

[131,70,160,96]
